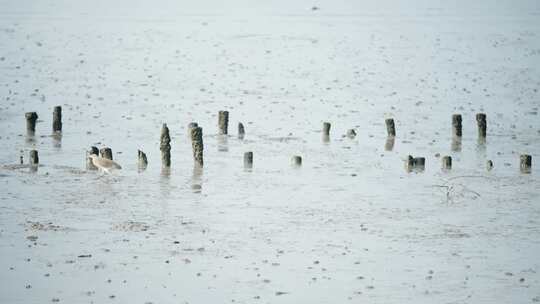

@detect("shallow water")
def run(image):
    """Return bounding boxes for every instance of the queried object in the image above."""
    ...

[1,0,539,303]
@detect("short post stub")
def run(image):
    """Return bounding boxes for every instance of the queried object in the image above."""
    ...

[244,151,253,168]
[238,122,245,139]
[138,150,148,169]
[486,160,494,171]
[25,112,38,134]
[520,154,532,173]
[160,123,171,168]
[187,122,198,136]
[476,113,486,138]
[52,106,62,133]
[347,129,356,138]
[191,126,204,167]
[452,114,462,137]
[442,156,452,170]
[385,118,396,137]
[292,155,302,167]
[218,111,229,135]
[100,147,113,160]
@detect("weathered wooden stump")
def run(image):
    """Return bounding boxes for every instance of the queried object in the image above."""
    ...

[385,118,396,137]
[52,106,62,133]
[452,114,462,137]
[238,122,245,139]
[347,129,356,138]
[520,154,532,173]
[442,156,452,170]
[244,151,253,169]
[138,150,148,169]
[414,157,426,168]
[100,147,113,160]
[218,111,229,135]
[406,155,425,172]
[292,155,302,167]
[191,126,204,167]
[486,160,493,171]
[87,146,99,170]
[160,123,171,168]
[476,113,486,138]
[25,112,38,134]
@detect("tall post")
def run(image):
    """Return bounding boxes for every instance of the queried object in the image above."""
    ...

[52,106,62,133]
[160,124,171,168]
[138,150,148,170]
[191,127,204,167]
[452,114,462,137]
[218,111,229,135]
[238,122,245,139]
[29,150,39,166]
[322,122,331,136]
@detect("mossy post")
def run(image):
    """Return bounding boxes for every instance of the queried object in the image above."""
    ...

[25,112,38,134]
[100,147,113,160]
[452,114,462,137]
[218,111,229,135]
[187,122,198,137]
[160,123,171,168]
[244,151,253,169]
[87,146,99,170]
[191,126,204,167]
[52,106,62,133]
[385,118,396,137]
[476,113,486,138]
[520,154,532,173]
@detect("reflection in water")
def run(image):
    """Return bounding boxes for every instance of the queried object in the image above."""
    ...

[52,133,62,149]
[322,134,330,144]
[218,135,228,152]
[25,133,36,144]
[191,165,203,193]
[451,136,462,152]
[385,136,395,151]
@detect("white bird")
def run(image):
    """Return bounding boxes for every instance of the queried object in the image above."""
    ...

[88,154,122,174]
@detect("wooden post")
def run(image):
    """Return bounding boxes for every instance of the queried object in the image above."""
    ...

[138,150,148,169]
[486,160,493,171]
[476,113,486,138]
[322,122,331,136]
[100,147,113,160]
[191,126,204,167]
[347,129,356,138]
[160,124,171,168]
[244,152,253,168]
[218,111,229,135]
[25,112,38,134]
[414,157,426,169]
[452,114,462,137]
[29,150,39,166]
[385,118,396,137]
[292,155,302,167]
[52,106,62,133]
[406,155,414,172]
[442,156,452,170]
[520,154,532,173]
[238,122,245,139]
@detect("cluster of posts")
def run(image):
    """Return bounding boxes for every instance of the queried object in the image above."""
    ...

[21,107,534,174]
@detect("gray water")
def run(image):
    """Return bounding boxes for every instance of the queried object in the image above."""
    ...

[1,0,539,303]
